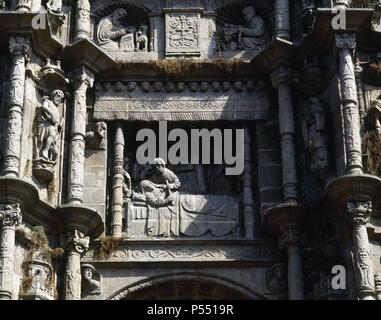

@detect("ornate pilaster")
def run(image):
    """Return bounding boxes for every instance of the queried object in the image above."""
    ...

[75,0,91,41]
[16,0,32,12]
[271,66,298,204]
[242,126,255,238]
[274,0,290,40]
[0,204,22,300]
[279,225,306,300]
[111,125,125,237]
[2,37,30,177]
[346,201,375,300]
[335,33,363,174]
[67,67,94,204]
[64,230,89,300]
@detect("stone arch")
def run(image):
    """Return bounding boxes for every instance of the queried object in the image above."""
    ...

[106,272,266,300]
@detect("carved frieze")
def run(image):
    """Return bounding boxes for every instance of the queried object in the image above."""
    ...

[94,80,269,121]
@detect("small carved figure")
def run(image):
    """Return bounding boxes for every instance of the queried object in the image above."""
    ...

[200,81,209,92]
[166,82,176,92]
[135,25,148,52]
[367,98,381,135]
[189,82,198,92]
[115,81,125,92]
[81,264,101,296]
[222,81,231,91]
[46,0,63,13]
[141,81,151,92]
[153,81,163,92]
[177,82,186,92]
[97,8,135,51]
[302,97,330,178]
[246,80,255,91]
[222,6,269,51]
[266,263,288,294]
[234,81,243,92]
[34,90,64,163]
[212,81,220,92]
[127,81,137,92]
[85,122,107,150]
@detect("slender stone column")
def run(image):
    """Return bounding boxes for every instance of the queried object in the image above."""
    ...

[75,0,91,41]
[279,225,305,300]
[242,126,255,238]
[67,67,94,204]
[347,201,375,300]
[16,0,32,12]
[111,125,125,237]
[336,33,363,175]
[0,204,22,300]
[274,0,290,40]
[271,66,298,204]
[354,58,366,128]
[2,37,30,177]
[64,230,89,300]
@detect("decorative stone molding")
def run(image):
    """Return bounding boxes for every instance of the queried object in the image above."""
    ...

[64,230,90,300]
[335,33,363,175]
[16,0,32,12]
[67,67,94,204]
[3,37,31,178]
[0,204,22,300]
[271,66,298,204]
[346,201,375,300]
[75,0,91,41]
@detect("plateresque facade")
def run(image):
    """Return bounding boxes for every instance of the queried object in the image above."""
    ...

[0,0,381,300]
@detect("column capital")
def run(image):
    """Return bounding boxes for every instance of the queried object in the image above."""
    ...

[0,204,22,228]
[335,33,356,50]
[70,66,94,90]
[9,36,31,59]
[65,230,90,254]
[279,225,306,250]
[271,65,296,88]
[347,200,372,226]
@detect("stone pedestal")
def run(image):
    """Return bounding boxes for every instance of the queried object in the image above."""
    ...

[0,204,21,300]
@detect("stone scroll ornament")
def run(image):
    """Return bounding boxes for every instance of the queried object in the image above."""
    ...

[219,6,269,52]
[96,8,149,52]
[33,90,65,183]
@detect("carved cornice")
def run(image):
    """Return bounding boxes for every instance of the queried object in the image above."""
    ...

[347,201,372,226]
[0,204,22,228]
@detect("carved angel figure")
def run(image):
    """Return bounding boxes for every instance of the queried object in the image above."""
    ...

[222,6,269,51]
[96,8,135,51]
[34,90,64,163]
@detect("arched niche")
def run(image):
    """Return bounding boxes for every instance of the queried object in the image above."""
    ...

[107,272,266,300]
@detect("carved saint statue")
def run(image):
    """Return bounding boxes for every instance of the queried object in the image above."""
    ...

[81,264,101,296]
[302,97,330,177]
[97,8,136,51]
[222,6,269,51]
[35,90,64,163]
[135,24,148,52]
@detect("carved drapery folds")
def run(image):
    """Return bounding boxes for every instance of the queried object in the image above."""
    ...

[0,204,22,300]
[279,225,306,300]
[271,66,298,204]
[67,67,94,204]
[64,230,89,300]
[75,0,91,41]
[96,8,149,52]
[217,5,269,52]
[33,90,65,183]
[346,201,375,300]
[3,36,30,178]
[336,33,363,175]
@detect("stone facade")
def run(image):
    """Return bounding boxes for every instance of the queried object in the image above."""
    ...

[0,0,380,300]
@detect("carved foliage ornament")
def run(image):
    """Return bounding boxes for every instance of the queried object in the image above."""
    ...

[65,230,89,254]
[347,201,372,225]
[0,204,22,228]
[335,33,356,50]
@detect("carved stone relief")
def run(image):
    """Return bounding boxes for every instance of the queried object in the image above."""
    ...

[265,263,288,294]
[85,122,107,151]
[81,264,101,297]
[96,8,149,52]
[165,12,200,56]
[217,6,269,52]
